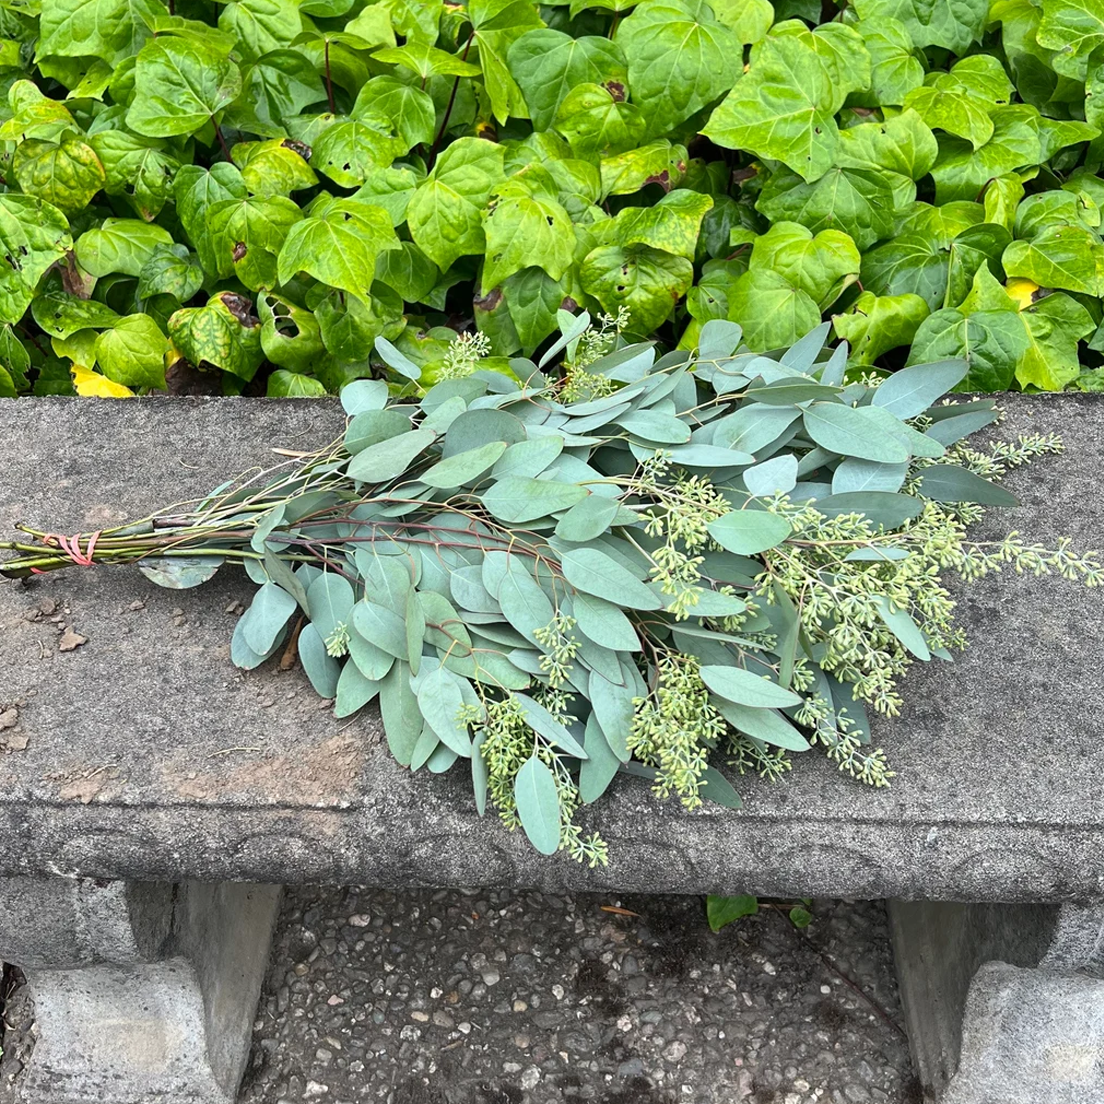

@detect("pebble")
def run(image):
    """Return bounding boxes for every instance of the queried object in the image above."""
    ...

[239,891,914,1104]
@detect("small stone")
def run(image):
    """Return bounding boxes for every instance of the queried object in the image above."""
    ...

[663,1041,687,1062]
[820,985,831,995]
[304,1082,328,1098]
[482,969,501,986]
[348,914,370,927]
[763,962,777,976]
[618,1058,645,1077]
[458,1022,472,1035]
[315,1049,333,1064]
[411,1011,429,1023]
[432,1011,454,1028]
[520,1067,541,1091]
[3,733,28,751]
[58,627,88,652]
[293,963,309,977]
[551,984,565,1000]
[430,987,443,999]
[514,1035,530,1049]
[513,1000,528,1013]
[128,600,145,611]
[616,1015,633,1032]
[327,996,344,1006]
[171,607,184,616]
[38,597,58,615]
[0,708,18,730]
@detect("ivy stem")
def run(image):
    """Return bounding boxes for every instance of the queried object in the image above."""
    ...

[212,118,231,161]
[428,29,475,169]
[325,40,336,114]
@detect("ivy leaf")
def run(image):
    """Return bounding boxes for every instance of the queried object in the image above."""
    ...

[507,29,627,131]
[483,187,575,289]
[862,233,949,312]
[835,109,939,182]
[749,222,861,308]
[232,139,317,197]
[704,35,840,183]
[729,267,821,351]
[1002,225,1104,296]
[600,140,686,197]
[832,291,930,365]
[88,129,180,220]
[94,313,168,389]
[218,0,301,63]
[138,244,205,302]
[407,138,506,270]
[37,0,156,63]
[579,244,693,334]
[756,167,897,252]
[852,0,988,54]
[31,289,121,338]
[259,292,326,370]
[226,49,327,137]
[467,0,546,125]
[372,42,482,80]
[611,190,714,261]
[1037,0,1104,78]
[929,106,1042,204]
[277,197,399,302]
[174,163,248,278]
[554,83,646,158]
[168,292,264,380]
[12,133,106,213]
[311,111,403,188]
[376,241,438,303]
[616,0,742,137]
[127,37,242,138]
[0,195,71,325]
[903,85,994,150]
[207,193,302,291]
[851,16,925,106]
[352,76,436,153]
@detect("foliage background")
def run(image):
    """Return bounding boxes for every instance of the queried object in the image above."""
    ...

[2,0,1104,397]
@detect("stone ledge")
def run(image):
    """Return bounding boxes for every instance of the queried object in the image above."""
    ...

[1,395,1102,899]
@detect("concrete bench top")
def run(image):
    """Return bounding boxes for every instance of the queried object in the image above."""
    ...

[1,394,1101,902]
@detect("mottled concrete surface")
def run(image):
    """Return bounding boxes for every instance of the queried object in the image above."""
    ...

[0,395,1101,899]
[238,888,918,1104]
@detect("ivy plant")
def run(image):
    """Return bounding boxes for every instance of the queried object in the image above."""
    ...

[1,0,1104,398]
[3,317,1099,860]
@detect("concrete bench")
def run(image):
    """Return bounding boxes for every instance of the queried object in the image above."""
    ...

[0,394,1101,1104]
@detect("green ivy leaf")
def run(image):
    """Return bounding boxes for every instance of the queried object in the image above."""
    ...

[259,291,326,370]
[1002,224,1104,296]
[225,49,327,137]
[127,37,242,138]
[138,244,205,302]
[507,29,627,131]
[483,186,575,289]
[218,0,302,63]
[0,194,71,324]
[704,34,840,183]
[277,197,399,301]
[407,137,506,270]
[749,222,861,309]
[554,82,646,158]
[580,243,694,334]
[832,291,930,365]
[352,76,436,153]
[615,0,741,137]
[267,369,327,396]
[468,0,545,124]
[610,189,713,261]
[37,0,156,63]
[852,0,988,54]
[1037,0,1104,79]
[13,132,106,212]
[174,163,247,279]
[209,193,303,290]
[88,129,180,220]
[232,138,317,196]
[851,17,925,106]
[94,313,168,389]
[168,291,264,380]
[311,111,403,187]
[728,267,821,351]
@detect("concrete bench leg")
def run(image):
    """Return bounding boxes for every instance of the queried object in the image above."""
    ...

[888,899,1104,1103]
[0,876,281,1104]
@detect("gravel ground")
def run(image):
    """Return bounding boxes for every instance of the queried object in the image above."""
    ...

[240,888,919,1104]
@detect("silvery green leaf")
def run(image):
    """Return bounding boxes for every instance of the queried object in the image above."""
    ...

[306,572,355,642]
[818,342,849,386]
[298,622,341,698]
[406,589,425,675]
[860,404,946,458]
[871,594,930,660]
[449,565,500,614]
[230,613,286,670]
[340,378,389,415]
[555,495,621,542]
[685,590,748,618]
[572,591,641,652]
[814,491,924,529]
[334,660,381,718]
[579,713,622,803]
[374,335,422,379]
[421,440,508,489]
[924,409,999,446]
[745,378,844,405]
[410,725,440,771]
[831,457,909,494]
[345,409,411,454]
[870,358,967,419]
[495,556,554,644]
[565,402,632,434]
[697,318,743,360]
[421,395,468,434]
[802,403,910,463]
[347,427,436,482]
[588,342,656,380]
[700,665,803,708]
[700,766,743,810]
[262,550,310,613]
[562,547,662,610]
[420,590,473,654]
[241,581,298,654]
[710,406,801,453]
[355,550,413,614]
[348,625,394,680]
[539,310,591,368]
[138,556,225,589]
[514,756,561,855]
[483,476,589,523]
[250,503,287,552]
[472,729,488,815]
[492,435,564,479]
[916,464,1018,505]
[515,694,588,759]
[379,661,421,766]
[779,321,832,373]
[743,454,798,497]
[707,509,792,555]
[664,443,756,468]
[426,745,459,773]
[716,700,810,751]
[617,410,691,446]
[442,409,526,456]
[587,668,635,761]
[352,598,408,658]
[417,666,473,756]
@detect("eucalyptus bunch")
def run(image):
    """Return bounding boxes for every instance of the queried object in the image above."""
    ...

[3,317,1098,861]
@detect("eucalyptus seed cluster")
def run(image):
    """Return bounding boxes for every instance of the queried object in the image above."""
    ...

[438,331,493,381]
[628,652,726,809]
[559,309,631,403]
[533,612,580,687]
